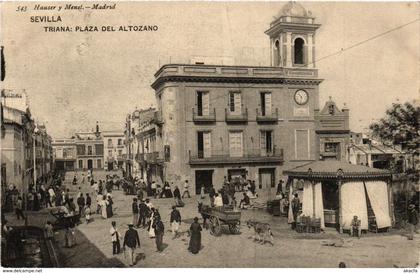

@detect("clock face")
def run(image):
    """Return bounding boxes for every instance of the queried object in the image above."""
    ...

[294,90,309,105]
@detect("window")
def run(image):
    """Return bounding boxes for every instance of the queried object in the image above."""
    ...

[260,92,272,116]
[108,139,113,146]
[87,146,93,155]
[196,91,209,116]
[95,144,104,155]
[260,131,273,156]
[229,92,242,114]
[76,145,85,155]
[118,149,122,156]
[294,38,305,65]
[118,139,122,145]
[63,148,68,158]
[78,160,83,169]
[229,131,243,157]
[108,149,113,156]
[325,143,339,153]
[197,131,211,158]
[97,159,102,169]
[328,104,335,115]
[274,40,280,66]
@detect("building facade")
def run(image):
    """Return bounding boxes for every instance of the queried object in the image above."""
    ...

[150,3,324,194]
[52,138,76,171]
[103,130,125,171]
[315,99,350,161]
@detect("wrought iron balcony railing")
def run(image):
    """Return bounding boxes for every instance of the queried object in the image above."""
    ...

[192,108,216,123]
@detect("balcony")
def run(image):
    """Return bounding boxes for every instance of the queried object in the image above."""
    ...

[188,148,283,165]
[256,108,279,123]
[192,108,216,123]
[225,108,248,123]
[144,152,164,164]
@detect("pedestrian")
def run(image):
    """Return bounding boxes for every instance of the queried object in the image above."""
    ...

[81,173,85,184]
[64,189,70,206]
[276,180,283,195]
[182,180,191,198]
[214,193,223,207]
[208,186,216,207]
[64,224,76,248]
[407,204,418,240]
[123,223,140,266]
[151,181,157,198]
[106,195,114,218]
[86,193,92,208]
[77,193,85,216]
[170,205,181,239]
[45,221,54,241]
[188,217,202,254]
[76,187,82,198]
[239,192,250,209]
[200,185,205,199]
[85,205,92,224]
[72,175,77,185]
[137,199,149,228]
[100,196,108,219]
[148,208,156,238]
[173,186,184,207]
[153,213,165,252]
[27,190,34,211]
[222,191,230,206]
[110,221,121,255]
[132,198,139,227]
[291,193,300,229]
[15,196,25,220]
[96,193,103,214]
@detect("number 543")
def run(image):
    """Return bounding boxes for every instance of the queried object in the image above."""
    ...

[16,6,27,12]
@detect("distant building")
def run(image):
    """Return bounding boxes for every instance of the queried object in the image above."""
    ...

[52,138,76,171]
[315,99,350,161]
[103,130,125,171]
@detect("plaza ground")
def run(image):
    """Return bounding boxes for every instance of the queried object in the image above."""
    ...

[5,170,419,268]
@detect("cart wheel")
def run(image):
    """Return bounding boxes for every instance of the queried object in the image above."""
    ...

[229,222,241,234]
[210,216,221,236]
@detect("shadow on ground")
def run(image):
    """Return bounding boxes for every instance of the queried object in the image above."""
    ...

[56,228,126,268]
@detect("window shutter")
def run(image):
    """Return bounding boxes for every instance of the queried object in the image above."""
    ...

[234,93,242,114]
[265,93,272,115]
[203,132,211,158]
[202,92,210,116]
[260,131,267,156]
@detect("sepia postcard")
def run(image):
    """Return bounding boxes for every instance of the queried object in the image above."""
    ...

[0,0,419,271]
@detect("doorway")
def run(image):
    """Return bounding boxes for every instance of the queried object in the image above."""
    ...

[322,181,339,228]
[195,170,213,194]
[87,159,93,169]
[108,162,114,171]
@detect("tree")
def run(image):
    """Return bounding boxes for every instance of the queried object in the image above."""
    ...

[369,101,419,151]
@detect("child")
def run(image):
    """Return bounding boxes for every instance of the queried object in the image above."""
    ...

[200,186,205,199]
[85,205,91,224]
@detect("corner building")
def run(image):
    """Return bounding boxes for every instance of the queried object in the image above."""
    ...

[151,3,323,195]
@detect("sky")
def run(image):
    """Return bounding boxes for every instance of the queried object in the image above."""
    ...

[1,1,418,138]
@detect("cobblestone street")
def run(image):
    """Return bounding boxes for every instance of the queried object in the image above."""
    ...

[5,170,417,268]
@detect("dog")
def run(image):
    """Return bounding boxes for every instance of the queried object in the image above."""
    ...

[246,220,274,246]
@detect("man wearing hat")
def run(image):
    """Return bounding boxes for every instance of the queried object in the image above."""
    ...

[123,222,140,266]
[170,205,182,239]
[407,204,418,240]
[137,199,149,228]
[132,198,139,228]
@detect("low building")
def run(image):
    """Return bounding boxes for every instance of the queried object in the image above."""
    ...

[52,138,76,171]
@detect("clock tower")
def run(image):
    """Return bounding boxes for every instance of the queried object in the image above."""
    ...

[265,1,320,68]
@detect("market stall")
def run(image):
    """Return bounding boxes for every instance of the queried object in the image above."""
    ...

[283,161,393,233]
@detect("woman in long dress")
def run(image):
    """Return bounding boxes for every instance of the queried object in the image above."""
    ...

[101,196,108,219]
[188,217,202,254]
[106,196,113,218]
[148,208,156,238]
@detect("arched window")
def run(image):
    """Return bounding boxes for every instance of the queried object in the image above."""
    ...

[274,40,280,66]
[294,38,305,65]
[108,139,112,146]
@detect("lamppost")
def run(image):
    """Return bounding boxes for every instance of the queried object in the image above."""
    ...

[33,126,39,189]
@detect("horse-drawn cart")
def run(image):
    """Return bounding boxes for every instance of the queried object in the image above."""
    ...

[200,205,241,236]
